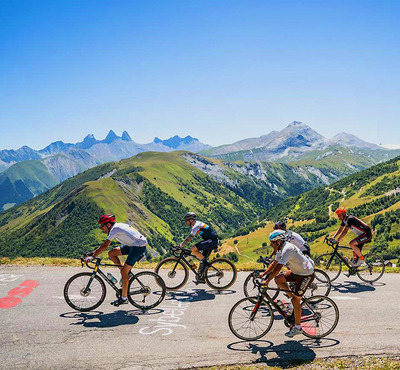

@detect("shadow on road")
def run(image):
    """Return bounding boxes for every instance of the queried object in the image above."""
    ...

[331,280,385,294]
[227,338,340,367]
[165,288,235,303]
[60,308,162,328]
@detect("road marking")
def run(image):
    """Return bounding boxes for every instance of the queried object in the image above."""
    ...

[0,274,24,282]
[0,280,40,309]
[330,296,360,300]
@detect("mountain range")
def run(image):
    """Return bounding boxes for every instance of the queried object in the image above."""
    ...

[1,122,399,212]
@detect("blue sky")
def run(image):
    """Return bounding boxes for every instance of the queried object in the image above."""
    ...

[1,0,399,150]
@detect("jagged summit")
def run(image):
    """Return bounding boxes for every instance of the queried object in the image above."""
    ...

[103,130,119,144]
[121,131,132,142]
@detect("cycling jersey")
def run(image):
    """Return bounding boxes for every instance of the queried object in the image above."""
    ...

[274,242,314,276]
[341,215,371,236]
[107,223,147,247]
[190,221,218,240]
[285,230,310,254]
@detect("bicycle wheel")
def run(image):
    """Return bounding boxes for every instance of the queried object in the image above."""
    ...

[205,258,237,290]
[300,295,339,339]
[357,253,385,283]
[314,253,342,282]
[128,271,166,310]
[304,269,331,299]
[155,257,189,290]
[243,273,279,302]
[64,272,106,312]
[228,297,274,341]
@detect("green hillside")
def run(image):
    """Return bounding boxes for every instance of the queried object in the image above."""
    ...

[222,155,400,263]
[0,161,58,211]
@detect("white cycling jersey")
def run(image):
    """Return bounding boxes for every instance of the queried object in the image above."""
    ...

[107,223,147,247]
[275,241,314,276]
[285,230,308,252]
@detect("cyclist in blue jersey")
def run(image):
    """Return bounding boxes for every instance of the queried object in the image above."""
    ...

[179,212,219,283]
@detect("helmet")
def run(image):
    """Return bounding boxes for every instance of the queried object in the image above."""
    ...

[98,214,116,224]
[274,221,286,230]
[335,207,346,217]
[269,230,286,241]
[184,212,197,221]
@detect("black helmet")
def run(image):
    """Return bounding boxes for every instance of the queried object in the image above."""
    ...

[274,220,286,231]
[184,212,197,221]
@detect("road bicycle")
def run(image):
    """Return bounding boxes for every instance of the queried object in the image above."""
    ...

[64,256,166,312]
[243,256,331,301]
[315,235,385,283]
[228,279,339,341]
[155,246,237,290]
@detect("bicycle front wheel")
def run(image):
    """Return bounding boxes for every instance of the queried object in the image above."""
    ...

[228,297,274,341]
[243,273,279,302]
[128,271,166,310]
[314,253,342,282]
[64,272,106,312]
[304,269,331,299]
[357,253,385,283]
[155,257,189,290]
[300,295,339,339]
[205,258,237,290]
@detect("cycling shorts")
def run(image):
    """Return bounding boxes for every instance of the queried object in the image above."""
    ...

[282,270,315,296]
[195,238,218,253]
[120,245,146,266]
[351,230,372,250]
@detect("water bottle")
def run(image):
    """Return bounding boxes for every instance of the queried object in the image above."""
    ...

[107,273,117,285]
[276,300,287,313]
[189,257,197,269]
[343,256,350,264]
[286,302,294,316]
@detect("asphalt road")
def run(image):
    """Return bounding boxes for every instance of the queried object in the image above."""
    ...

[0,265,399,369]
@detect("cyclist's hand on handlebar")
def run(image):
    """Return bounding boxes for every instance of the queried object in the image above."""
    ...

[84,252,94,263]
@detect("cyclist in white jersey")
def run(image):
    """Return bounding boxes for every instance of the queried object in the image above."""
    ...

[85,214,147,307]
[274,221,311,256]
[260,230,315,337]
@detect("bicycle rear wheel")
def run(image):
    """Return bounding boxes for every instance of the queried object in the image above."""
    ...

[357,253,385,283]
[205,258,237,290]
[314,253,342,282]
[128,271,166,310]
[300,295,339,339]
[228,297,274,341]
[64,272,106,312]
[155,257,189,290]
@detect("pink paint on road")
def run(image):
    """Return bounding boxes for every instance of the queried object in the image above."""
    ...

[0,280,39,309]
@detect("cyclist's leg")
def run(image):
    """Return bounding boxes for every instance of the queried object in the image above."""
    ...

[194,239,217,277]
[108,246,123,269]
[191,244,204,260]
[275,271,292,296]
[121,246,146,297]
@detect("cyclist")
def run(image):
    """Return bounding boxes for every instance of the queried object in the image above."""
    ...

[273,220,311,257]
[86,214,147,306]
[260,230,315,337]
[179,212,219,283]
[331,207,372,266]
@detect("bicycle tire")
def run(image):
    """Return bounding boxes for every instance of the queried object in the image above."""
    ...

[228,297,274,341]
[306,269,331,299]
[205,258,237,290]
[243,273,279,302]
[155,257,189,290]
[64,272,106,312]
[357,253,385,283]
[300,295,339,339]
[314,253,342,282]
[128,271,166,310]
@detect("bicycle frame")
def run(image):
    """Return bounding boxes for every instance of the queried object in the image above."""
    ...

[170,247,219,277]
[81,258,147,297]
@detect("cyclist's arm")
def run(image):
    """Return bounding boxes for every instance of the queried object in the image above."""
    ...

[180,235,193,249]
[337,227,349,243]
[332,225,344,239]
[264,263,284,285]
[93,240,111,257]
[259,260,278,277]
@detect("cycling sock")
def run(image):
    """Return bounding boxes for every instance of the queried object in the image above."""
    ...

[122,296,127,300]
[294,325,301,330]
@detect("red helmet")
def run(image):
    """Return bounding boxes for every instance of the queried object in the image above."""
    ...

[98,214,116,224]
[335,207,346,216]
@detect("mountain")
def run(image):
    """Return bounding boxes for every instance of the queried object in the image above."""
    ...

[0,151,340,258]
[154,135,211,152]
[327,132,382,150]
[220,155,400,263]
[0,145,42,167]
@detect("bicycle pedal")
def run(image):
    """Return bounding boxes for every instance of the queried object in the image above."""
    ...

[193,279,205,285]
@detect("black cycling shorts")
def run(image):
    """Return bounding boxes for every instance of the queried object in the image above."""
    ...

[120,245,146,266]
[195,238,218,252]
[352,230,372,250]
